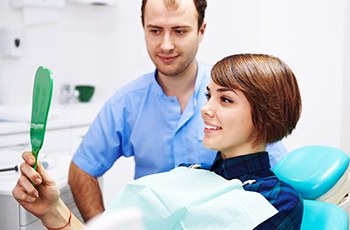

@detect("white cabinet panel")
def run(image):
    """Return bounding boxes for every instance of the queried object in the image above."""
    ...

[70,126,89,155]
[42,129,70,153]
[0,132,29,149]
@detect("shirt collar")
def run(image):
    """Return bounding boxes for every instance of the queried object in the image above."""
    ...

[210,151,271,180]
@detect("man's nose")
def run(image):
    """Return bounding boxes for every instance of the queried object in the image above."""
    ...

[160,33,174,52]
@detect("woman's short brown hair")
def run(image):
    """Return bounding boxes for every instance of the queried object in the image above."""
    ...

[211,54,302,147]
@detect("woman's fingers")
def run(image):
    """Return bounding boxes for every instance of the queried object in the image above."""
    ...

[12,151,43,203]
[36,160,56,187]
[13,151,57,204]
[22,151,36,166]
[13,174,38,202]
[19,161,42,185]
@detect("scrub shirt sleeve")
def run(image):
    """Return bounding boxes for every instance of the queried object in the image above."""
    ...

[72,96,128,177]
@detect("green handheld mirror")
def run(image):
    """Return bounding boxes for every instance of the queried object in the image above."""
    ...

[30,66,53,170]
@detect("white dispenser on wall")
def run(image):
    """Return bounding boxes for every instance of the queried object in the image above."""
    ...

[0,29,22,58]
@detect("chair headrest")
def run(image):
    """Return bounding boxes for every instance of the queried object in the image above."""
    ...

[273,145,349,199]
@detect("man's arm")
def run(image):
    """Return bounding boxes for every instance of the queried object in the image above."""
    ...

[68,161,105,222]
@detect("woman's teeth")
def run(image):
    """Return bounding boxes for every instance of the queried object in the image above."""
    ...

[205,125,221,130]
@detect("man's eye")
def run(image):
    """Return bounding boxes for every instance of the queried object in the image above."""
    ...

[149,29,160,34]
[174,30,185,35]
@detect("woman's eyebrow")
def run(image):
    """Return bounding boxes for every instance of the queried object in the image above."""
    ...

[207,85,238,95]
[217,87,238,95]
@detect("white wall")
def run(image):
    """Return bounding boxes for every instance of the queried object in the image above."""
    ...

[1,0,349,204]
[257,1,346,154]
[0,1,153,106]
[199,0,348,154]
[341,1,350,155]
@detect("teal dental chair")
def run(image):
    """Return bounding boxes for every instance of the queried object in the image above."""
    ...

[273,145,350,230]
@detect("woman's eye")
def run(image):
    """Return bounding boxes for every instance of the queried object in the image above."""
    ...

[221,97,233,103]
[204,92,211,100]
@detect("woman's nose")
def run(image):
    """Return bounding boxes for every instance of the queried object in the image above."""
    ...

[201,101,215,118]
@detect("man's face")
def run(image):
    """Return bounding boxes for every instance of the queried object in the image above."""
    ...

[143,0,206,77]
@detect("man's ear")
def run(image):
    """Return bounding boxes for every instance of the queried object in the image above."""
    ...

[198,22,207,42]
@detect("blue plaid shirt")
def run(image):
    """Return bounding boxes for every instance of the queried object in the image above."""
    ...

[209,151,303,230]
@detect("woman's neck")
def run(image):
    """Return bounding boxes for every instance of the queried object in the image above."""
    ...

[220,143,266,159]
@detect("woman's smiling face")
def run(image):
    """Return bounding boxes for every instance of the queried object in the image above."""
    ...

[200,80,258,158]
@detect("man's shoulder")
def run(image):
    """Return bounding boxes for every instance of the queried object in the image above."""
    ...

[112,71,155,98]
[198,61,213,73]
[196,61,213,86]
[121,71,155,91]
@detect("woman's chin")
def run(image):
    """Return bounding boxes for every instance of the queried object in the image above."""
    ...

[202,139,219,151]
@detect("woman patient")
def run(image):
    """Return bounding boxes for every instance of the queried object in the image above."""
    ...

[204,54,303,229]
[12,54,303,229]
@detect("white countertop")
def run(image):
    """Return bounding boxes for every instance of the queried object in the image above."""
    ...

[0,102,103,135]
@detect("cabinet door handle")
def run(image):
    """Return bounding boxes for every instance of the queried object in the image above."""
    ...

[0,142,30,150]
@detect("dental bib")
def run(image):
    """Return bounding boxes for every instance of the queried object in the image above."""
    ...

[101,167,278,230]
